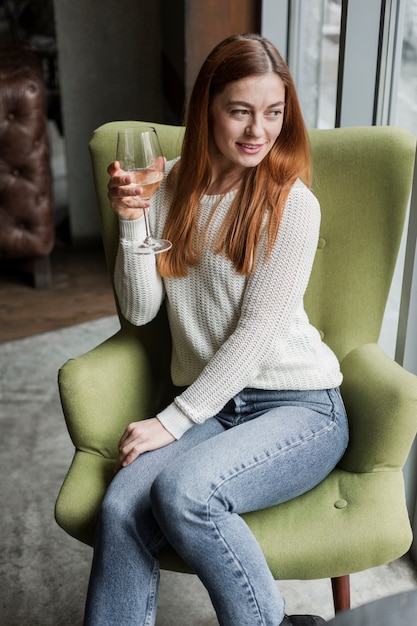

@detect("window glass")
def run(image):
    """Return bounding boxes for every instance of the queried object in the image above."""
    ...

[293,0,342,128]
[379,0,417,359]
[396,0,417,136]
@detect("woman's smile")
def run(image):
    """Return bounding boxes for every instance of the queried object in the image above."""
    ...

[237,142,265,154]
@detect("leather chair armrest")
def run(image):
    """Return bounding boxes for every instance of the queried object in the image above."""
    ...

[339,343,417,473]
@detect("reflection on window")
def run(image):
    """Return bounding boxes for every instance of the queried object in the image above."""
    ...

[317,0,342,128]
[294,0,341,129]
[397,0,417,136]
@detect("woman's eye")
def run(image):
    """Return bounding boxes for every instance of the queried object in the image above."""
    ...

[231,109,249,116]
[266,110,283,118]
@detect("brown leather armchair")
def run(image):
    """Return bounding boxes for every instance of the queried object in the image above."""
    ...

[0,43,54,287]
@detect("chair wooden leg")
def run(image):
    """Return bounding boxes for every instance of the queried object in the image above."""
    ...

[331,575,350,613]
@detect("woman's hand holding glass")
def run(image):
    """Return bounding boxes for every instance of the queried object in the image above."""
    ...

[107,160,151,221]
[111,127,172,254]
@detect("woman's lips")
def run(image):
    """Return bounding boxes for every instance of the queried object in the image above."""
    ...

[237,142,264,155]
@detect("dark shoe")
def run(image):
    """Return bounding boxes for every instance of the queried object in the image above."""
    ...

[282,615,326,625]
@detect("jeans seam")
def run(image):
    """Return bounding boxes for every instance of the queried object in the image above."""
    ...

[206,514,268,625]
[144,562,159,626]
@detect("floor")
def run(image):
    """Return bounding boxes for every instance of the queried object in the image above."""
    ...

[0,242,117,343]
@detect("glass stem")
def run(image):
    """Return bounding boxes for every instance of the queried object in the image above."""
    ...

[143,206,153,242]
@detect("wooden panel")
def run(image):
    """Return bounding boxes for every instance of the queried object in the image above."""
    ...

[185,0,261,98]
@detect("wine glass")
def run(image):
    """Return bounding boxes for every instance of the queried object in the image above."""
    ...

[116,127,172,254]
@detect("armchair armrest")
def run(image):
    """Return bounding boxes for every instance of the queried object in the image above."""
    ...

[56,324,175,544]
[58,329,155,460]
[339,343,417,473]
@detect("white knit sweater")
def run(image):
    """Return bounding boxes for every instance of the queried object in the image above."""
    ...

[114,160,342,439]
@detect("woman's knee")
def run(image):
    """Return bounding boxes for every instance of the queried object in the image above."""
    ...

[98,473,152,535]
[150,464,202,526]
[98,486,131,531]
[150,468,179,515]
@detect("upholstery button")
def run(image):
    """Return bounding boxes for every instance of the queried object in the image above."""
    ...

[334,499,348,509]
[8,112,15,120]
[317,237,326,249]
[13,169,20,177]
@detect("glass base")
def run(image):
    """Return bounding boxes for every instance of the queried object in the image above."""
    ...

[134,238,172,255]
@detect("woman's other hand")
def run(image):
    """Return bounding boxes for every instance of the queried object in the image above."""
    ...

[115,417,175,472]
[107,161,150,221]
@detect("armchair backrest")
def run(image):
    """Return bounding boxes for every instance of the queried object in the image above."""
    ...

[306,126,415,361]
[89,122,416,364]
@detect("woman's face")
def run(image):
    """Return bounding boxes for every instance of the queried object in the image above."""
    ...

[208,73,286,178]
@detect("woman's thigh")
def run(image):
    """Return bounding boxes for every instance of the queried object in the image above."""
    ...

[155,388,349,516]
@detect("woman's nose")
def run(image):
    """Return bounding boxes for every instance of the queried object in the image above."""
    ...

[245,117,263,137]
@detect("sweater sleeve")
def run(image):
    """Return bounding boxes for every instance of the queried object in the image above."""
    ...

[114,217,165,325]
[157,184,322,439]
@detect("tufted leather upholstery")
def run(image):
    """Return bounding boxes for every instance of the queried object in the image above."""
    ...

[0,43,54,287]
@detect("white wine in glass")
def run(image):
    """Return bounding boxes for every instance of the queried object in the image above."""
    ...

[116,127,172,254]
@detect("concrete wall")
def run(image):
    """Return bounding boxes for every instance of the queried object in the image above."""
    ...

[54,0,163,247]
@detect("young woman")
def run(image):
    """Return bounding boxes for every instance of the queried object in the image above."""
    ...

[84,34,348,626]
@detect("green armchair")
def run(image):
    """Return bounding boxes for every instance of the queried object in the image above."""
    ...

[55,122,417,614]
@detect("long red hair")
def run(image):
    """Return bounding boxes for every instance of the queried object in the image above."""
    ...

[158,33,311,278]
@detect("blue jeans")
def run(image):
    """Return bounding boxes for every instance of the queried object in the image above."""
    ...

[84,387,348,626]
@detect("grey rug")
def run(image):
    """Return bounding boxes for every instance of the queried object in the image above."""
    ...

[1,317,417,626]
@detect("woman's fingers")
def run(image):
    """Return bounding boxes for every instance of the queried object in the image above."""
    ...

[107,160,120,177]
[107,160,150,219]
[115,418,175,473]
[107,161,139,194]
[117,436,143,469]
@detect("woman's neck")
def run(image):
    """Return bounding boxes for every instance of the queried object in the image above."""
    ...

[205,171,243,196]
